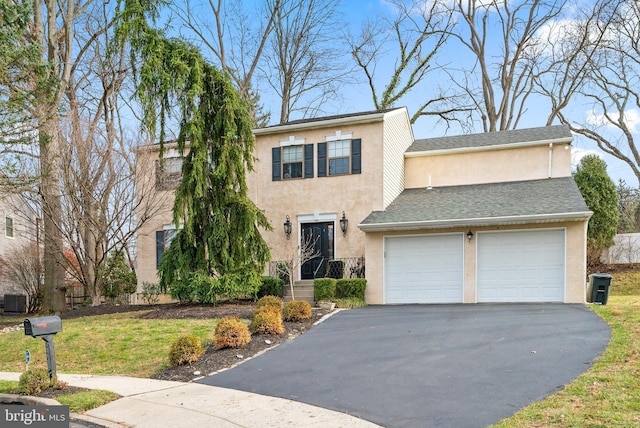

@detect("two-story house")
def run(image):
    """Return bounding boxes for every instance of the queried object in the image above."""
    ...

[136,107,592,304]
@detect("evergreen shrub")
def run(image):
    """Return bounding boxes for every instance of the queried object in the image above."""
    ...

[283,300,312,321]
[314,278,336,301]
[169,334,204,366]
[214,317,251,349]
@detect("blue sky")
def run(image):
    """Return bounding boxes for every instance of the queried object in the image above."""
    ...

[169,0,637,186]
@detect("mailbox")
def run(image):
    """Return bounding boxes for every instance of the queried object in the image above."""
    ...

[24,316,63,337]
[24,315,62,378]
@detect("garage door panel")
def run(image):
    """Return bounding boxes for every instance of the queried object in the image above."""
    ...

[477,230,565,303]
[385,235,463,304]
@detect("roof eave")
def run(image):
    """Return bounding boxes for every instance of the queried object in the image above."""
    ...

[253,109,404,135]
[405,136,573,158]
[358,211,593,232]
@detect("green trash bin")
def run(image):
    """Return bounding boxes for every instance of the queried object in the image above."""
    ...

[587,273,612,305]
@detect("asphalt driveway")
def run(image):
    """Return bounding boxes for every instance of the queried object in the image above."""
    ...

[198,304,610,428]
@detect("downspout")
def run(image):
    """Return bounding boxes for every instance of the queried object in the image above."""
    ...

[548,143,553,178]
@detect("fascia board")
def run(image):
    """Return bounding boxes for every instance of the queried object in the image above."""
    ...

[358,211,593,232]
[405,137,573,158]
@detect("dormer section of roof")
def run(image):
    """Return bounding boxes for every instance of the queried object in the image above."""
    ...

[404,125,573,189]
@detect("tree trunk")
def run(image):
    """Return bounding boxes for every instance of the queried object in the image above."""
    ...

[39,118,68,314]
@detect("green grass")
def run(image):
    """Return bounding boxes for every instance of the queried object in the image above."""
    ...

[0,379,18,393]
[57,389,120,413]
[0,379,118,413]
[0,312,220,377]
[493,269,640,427]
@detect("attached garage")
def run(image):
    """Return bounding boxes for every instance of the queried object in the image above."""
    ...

[477,229,565,302]
[384,234,464,304]
[361,177,591,305]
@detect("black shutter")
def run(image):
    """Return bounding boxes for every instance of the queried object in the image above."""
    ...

[351,139,361,174]
[304,144,314,178]
[156,230,164,269]
[272,147,281,181]
[317,143,327,177]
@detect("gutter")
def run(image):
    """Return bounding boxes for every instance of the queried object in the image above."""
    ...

[405,137,572,158]
[358,211,593,232]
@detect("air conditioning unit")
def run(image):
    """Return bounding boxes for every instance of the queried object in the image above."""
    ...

[4,294,26,314]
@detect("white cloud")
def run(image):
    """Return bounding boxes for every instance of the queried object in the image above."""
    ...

[586,109,640,134]
[571,147,602,168]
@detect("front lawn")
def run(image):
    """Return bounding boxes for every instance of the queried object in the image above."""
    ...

[0,312,219,377]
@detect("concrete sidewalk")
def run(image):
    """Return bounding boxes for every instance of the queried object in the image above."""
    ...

[0,372,380,427]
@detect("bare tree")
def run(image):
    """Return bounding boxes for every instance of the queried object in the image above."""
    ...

[263,0,351,123]
[350,0,462,125]
[170,0,282,125]
[534,0,618,127]
[276,232,320,301]
[0,243,42,313]
[446,0,568,132]
[551,0,640,186]
[2,1,164,307]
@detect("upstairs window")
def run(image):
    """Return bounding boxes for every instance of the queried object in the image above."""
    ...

[282,145,303,179]
[328,140,351,175]
[5,216,14,238]
[272,144,314,181]
[156,157,183,190]
[317,138,361,177]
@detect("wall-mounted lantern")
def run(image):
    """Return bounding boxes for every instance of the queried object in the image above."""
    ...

[284,215,292,240]
[340,211,348,237]
[466,230,474,242]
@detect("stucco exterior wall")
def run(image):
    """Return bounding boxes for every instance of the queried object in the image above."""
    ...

[134,145,176,289]
[404,143,572,189]
[249,121,387,266]
[363,221,589,305]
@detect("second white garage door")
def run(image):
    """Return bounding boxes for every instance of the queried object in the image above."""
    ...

[477,229,565,303]
[384,234,464,304]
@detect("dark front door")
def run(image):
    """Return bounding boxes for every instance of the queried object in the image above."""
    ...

[301,222,334,279]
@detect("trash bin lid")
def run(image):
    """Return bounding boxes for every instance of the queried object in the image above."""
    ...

[590,273,613,279]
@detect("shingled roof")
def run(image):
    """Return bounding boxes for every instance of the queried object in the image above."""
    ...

[407,124,572,153]
[359,177,591,231]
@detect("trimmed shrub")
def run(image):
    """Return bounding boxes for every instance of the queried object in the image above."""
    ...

[252,308,285,334]
[334,297,367,309]
[214,317,251,349]
[314,278,336,301]
[19,368,57,395]
[335,279,367,300]
[254,305,281,317]
[258,276,284,298]
[256,295,284,311]
[283,300,312,321]
[169,334,204,366]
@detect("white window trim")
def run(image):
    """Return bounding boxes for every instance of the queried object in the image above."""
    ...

[325,130,352,142]
[280,136,306,147]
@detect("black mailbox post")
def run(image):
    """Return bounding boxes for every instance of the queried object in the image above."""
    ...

[24,316,62,378]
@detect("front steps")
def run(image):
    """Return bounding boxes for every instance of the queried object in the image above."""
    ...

[283,280,314,305]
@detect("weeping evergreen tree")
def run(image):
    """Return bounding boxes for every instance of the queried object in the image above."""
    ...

[115,1,271,301]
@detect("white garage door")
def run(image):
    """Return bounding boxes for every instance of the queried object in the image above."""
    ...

[477,229,565,303]
[384,234,464,304]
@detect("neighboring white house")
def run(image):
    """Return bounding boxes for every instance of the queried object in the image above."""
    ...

[0,191,37,298]
[602,233,640,265]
